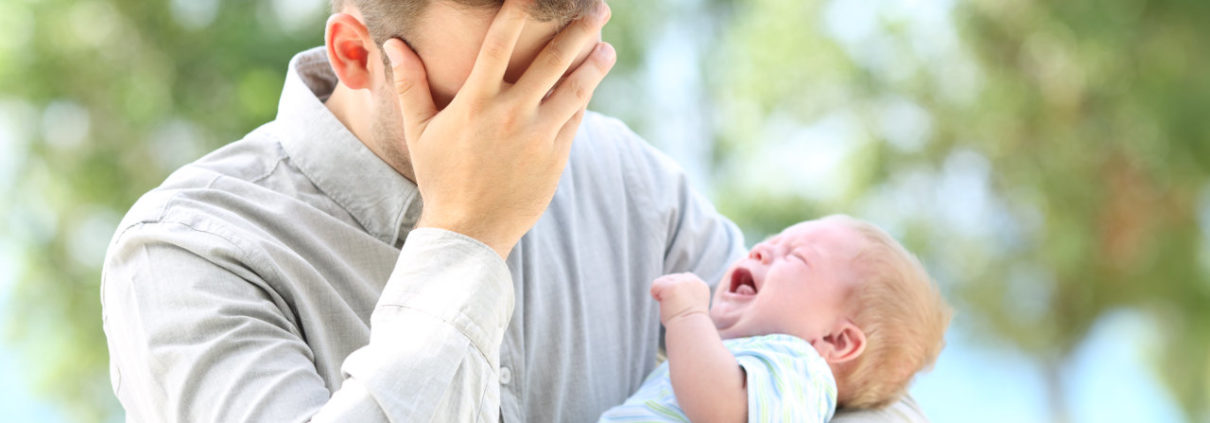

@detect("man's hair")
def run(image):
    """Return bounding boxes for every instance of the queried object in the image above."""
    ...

[826,215,953,409]
[332,0,596,46]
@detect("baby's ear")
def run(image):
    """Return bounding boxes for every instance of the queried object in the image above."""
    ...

[811,322,866,364]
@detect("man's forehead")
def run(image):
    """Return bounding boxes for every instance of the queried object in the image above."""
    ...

[425,0,576,24]
[412,1,565,39]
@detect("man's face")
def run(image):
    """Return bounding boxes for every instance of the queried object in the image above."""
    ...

[386,1,603,109]
[363,1,603,175]
[710,219,865,341]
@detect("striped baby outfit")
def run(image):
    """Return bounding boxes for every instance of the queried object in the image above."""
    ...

[599,334,837,422]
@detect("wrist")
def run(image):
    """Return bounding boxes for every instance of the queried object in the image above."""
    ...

[416,215,516,259]
[662,308,710,326]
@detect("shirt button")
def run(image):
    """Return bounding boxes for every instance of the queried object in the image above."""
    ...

[500,366,512,385]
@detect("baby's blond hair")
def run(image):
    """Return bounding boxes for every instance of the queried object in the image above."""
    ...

[823,215,952,409]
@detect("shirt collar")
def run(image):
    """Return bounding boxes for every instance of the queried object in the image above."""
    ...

[274,47,422,246]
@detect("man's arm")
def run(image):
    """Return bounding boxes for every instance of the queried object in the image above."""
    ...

[324,228,516,421]
[103,223,510,422]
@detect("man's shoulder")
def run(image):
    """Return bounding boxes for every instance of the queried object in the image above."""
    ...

[574,111,687,181]
[579,111,665,156]
[112,124,298,244]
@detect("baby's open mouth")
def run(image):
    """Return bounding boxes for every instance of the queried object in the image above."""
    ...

[729,267,758,296]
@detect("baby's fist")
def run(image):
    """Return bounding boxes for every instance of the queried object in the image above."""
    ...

[650,273,711,324]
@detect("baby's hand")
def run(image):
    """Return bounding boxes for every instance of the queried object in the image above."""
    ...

[650,273,711,325]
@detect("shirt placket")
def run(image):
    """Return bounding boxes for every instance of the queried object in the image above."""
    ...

[498,335,523,422]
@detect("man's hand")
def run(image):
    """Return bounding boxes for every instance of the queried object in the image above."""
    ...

[650,273,712,325]
[382,0,615,259]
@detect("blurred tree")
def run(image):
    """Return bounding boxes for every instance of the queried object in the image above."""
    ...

[704,0,1210,420]
[951,0,1210,419]
[1,0,331,420]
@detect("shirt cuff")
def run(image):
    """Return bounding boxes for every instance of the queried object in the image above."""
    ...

[375,227,514,363]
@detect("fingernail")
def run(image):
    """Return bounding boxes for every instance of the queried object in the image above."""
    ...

[596,42,615,63]
[595,2,611,23]
[383,40,403,66]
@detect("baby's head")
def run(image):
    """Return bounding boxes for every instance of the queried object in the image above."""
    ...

[709,214,952,409]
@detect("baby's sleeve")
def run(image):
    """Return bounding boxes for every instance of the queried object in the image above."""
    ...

[727,334,838,423]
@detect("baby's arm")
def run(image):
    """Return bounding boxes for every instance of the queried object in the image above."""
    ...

[651,273,747,423]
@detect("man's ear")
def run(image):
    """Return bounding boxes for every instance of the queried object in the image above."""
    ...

[325,13,376,90]
[811,321,866,364]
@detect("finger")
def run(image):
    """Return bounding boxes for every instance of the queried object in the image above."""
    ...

[679,273,702,283]
[512,1,610,103]
[541,42,615,127]
[553,107,586,156]
[384,38,437,144]
[650,278,670,302]
[464,0,531,95]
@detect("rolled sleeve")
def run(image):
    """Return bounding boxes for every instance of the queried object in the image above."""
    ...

[374,228,513,359]
[340,227,514,422]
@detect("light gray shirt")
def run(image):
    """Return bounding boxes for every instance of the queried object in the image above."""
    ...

[101,47,927,423]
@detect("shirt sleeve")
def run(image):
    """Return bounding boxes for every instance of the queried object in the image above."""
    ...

[727,335,838,423]
[338,228,513,422]
[102,221,512,423]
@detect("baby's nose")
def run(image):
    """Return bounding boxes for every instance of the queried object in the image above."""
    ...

[750,246,773,264]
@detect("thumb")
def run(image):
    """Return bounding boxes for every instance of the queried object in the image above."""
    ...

[383,38,437,144]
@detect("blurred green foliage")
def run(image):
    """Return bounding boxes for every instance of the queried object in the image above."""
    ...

[706,0,1210,420]
[1,0,1207,421]
[1,1,327,420]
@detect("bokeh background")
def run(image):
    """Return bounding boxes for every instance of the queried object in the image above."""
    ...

[2,0,1208,421]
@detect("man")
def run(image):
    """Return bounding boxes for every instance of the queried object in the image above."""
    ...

[101,0,929,421]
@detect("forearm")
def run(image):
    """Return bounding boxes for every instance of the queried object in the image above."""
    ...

[323,308,504,422]
[340,228,514,421]
[105,227,513,422]
[664,313,747,423]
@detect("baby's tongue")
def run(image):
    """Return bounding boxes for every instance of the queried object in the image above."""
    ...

[736,284,756,296]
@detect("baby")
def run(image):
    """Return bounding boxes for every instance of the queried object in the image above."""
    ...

[599,215,952,422]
